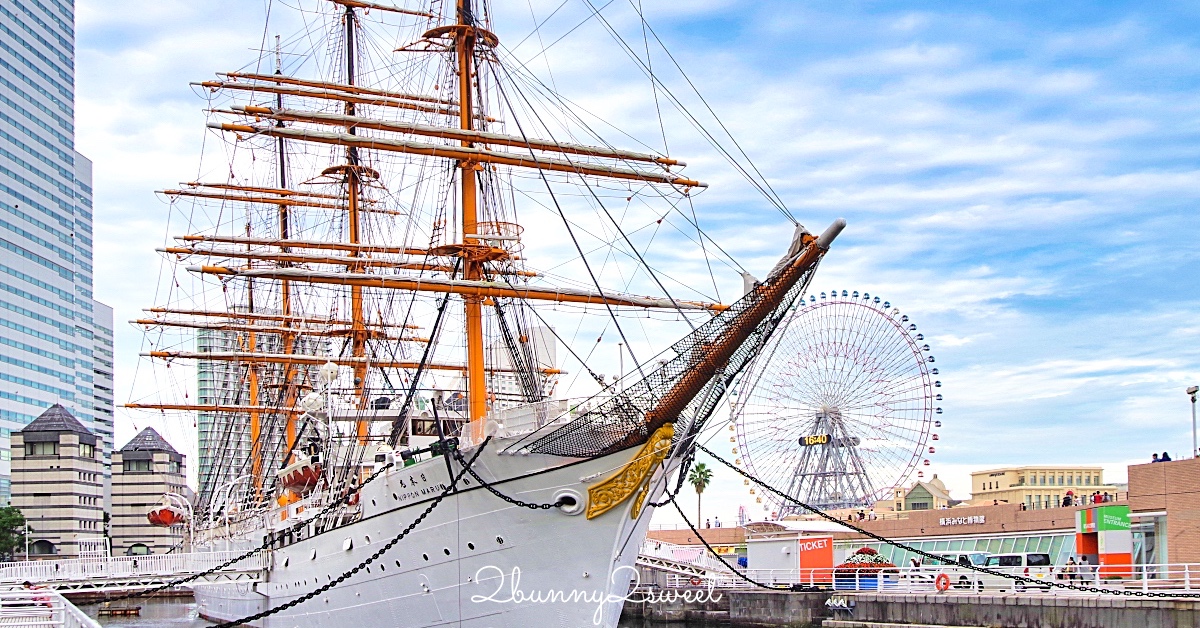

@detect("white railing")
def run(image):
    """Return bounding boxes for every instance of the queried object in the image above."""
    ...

[0,550,268,585]
[663,563,1200,594]
[0,588,99,628]
[639,539,733,574]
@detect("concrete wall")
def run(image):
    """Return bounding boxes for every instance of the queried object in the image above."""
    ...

[728,591,828,628]
[838,591,1200,628]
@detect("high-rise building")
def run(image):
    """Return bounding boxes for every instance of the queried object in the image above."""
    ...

[0,0,114,504]
[196,323,326,509]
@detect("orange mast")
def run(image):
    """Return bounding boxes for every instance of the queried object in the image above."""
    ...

[457,0,487,426]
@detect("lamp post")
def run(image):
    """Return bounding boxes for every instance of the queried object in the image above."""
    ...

[1189,385,1199,459]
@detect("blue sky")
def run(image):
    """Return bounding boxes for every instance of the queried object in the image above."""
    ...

[77,0,1200,520]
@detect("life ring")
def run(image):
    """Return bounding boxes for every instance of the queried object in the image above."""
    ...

[935,573,951,592]
[688,576,703,586]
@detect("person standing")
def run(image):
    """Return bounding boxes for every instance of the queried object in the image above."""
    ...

[1079,555,1091,582]
[1064,557,1078,581]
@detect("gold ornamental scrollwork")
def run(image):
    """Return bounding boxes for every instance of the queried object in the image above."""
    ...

[586,423,674,520]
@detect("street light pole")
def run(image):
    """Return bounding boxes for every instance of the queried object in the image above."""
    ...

[1189,386,1199,459]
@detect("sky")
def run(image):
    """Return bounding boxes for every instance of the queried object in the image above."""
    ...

[75,0,1200,526]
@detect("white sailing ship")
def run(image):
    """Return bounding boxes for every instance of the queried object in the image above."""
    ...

[128,1,845,625]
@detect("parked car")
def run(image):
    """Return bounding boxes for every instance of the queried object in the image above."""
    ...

[930,552,991,567]
[974,553,1054,591]
[900,552,991,589]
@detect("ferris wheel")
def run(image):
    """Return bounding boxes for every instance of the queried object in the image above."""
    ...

[731,290,941,515]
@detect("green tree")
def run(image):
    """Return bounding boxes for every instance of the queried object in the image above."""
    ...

[0,506,27,560]
[687,463,713,527]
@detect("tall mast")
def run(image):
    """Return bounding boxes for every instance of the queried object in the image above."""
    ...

[342,4,371,444]
[457,0,487,425]
[275,35,300,460]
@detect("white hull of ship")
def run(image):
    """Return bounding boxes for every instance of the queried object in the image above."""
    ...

[193,435,667,628]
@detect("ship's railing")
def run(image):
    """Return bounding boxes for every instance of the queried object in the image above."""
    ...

[0,550,268,585]
[662,563,1200,593]
[0,588,99,627]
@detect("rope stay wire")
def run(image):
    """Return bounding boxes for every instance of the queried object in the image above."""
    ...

[578,0,795,224]
[694,444,1200,599]
[210,439,491,628]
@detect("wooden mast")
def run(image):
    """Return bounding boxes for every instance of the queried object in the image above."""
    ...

[457,0,487,427]
[275,36,301,463]
[342,3,371,445]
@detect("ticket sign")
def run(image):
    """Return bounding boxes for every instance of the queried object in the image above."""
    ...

[799,434,832,446]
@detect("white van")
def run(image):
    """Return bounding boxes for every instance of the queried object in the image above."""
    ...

[975,552,1054,591]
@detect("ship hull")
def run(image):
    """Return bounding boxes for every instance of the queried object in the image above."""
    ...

[193,435,666,627]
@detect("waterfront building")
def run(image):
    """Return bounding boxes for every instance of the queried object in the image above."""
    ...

[887,474,957,511]
[0,0,115,505]
[11,404,104,557]
[970,466,1122,509]
[110,427,187,556]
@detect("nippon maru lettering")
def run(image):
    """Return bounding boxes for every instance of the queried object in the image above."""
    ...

[940,515,987,526]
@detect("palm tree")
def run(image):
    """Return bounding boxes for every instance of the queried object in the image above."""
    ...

[687,463,713,527]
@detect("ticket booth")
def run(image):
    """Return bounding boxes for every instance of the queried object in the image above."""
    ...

[1075,504,1132,577]
[746,534,835,583]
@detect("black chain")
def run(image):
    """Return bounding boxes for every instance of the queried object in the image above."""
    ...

[451,447,566,510]
[648,448,694,508]
[696,444,1200,599]
[76,461,397,607]
[664,489,791,590]
[209,439,491,628]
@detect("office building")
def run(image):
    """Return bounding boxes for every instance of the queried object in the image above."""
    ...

[11,404,104,558]
[970,466,1122,509]
[0,0,114,504]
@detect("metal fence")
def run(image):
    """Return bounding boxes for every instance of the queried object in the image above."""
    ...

[664,563,1200,594]
[0,550,267,586]
[638,538,734,575]
[0,588,99,628]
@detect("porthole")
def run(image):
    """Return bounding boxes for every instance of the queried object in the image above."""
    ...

[496,536,505,545]
[310,549,317,560]
[371,499,377,506]
[395,560,401,568]
[422,553,429,561]
[365,535,371,544]
[392,493,398,500]
[467,542,475,551]
[443,548,451,556]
